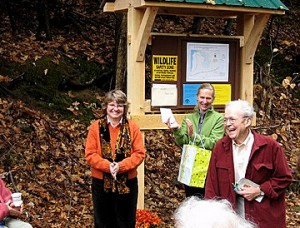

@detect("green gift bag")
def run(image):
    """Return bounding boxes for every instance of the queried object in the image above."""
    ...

[177,135,211,188]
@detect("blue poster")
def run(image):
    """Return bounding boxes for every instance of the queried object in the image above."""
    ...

[183,84,201,105]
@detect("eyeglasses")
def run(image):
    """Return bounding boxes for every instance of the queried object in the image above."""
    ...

[108,103,126,109]
[224,116,249,124]
[223,117,238,124]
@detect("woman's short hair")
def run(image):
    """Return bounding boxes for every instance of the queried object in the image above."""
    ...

[197,83,215,100]
[104,89,127,105]
[103,89,129,113]
[174,197,256,228]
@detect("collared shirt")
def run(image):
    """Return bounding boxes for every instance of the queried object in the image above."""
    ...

[232,130,254,217]
[198,111,206,134]
[107,117,122,128]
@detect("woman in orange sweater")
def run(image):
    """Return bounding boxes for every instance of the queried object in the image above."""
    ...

[85,89,146,228]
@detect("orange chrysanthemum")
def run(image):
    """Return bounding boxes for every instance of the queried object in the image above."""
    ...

[135,209,161,228]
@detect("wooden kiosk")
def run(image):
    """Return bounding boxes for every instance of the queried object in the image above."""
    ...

[103,0,288,208]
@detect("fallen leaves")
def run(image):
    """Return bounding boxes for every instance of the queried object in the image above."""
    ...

[0,81,299,227]
[0,98,92,227]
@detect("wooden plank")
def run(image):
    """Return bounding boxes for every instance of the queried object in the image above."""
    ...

[103,2,115,12]
[245,14,270,62]
[127,6,146,209]
[106,0,286,15]
[138,2,286,15]
[103,1,129,12]
[127,7,145,115]
[135,7,158,62]
[131,113,256,129]
[131,114,187,130]
[150,33,245,47]
[236,14,254,103]
[137,133,145,209]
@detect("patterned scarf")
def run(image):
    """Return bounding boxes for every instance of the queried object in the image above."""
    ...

[99,115,132,194]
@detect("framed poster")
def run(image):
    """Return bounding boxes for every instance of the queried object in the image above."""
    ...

[186,43,229,82]
[182,83,231,106]
[152,55,178,81]
[182,84,200,105]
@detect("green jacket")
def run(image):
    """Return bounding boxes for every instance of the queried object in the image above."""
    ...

[173,107,224,150]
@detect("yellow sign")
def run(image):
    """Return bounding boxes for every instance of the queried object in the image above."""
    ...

[212,84,231,105]
[152,55,177,81]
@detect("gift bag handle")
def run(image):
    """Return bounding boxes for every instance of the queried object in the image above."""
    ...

[190,134,205,149]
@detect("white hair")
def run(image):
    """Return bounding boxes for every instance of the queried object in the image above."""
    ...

[174,197,256,228]
[225,100,255,118]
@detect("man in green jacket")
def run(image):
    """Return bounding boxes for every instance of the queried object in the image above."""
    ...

[166,83,224,198]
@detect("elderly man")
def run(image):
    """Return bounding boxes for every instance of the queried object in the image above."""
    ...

[205,99,292,228]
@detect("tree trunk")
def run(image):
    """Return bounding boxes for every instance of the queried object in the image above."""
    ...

[4,1,17,35]
[36,0,52,40]
[224,18,234,35]
[191,17,204,34]
[115,14,127,91]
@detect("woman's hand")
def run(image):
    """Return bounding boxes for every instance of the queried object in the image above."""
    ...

[165,117,180,129]
[6,200,23,218]
[110,162,119,180]
[186,119,194,137]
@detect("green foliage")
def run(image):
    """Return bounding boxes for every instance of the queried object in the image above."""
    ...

[77,59,105,83]
[0,57,105,124]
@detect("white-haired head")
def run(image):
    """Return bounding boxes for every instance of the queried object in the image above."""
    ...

[174,197,256,228]
[225,100,255,119]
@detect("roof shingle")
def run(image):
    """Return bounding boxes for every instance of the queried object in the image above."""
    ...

[150,0,288,10]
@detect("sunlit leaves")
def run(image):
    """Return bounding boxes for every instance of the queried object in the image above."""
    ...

[282,76,296,89]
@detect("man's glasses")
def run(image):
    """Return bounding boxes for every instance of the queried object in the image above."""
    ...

[108,103,125,109]
[224,116,249,124]
[223,117,238,124]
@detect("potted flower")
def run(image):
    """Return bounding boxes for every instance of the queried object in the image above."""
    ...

[135,209,161,228]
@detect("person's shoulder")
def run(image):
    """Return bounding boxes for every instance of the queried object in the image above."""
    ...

[0,178,6,187]
[184,111,198,120]
[253,131,272,140]
[87,119,100,130]
[253,131,281,147]
[214,111,223,119]
[208,108,223,117]
[90,119,100,126]
[215,135,230,146]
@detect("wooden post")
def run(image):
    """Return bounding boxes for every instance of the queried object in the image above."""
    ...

[237,14,255,103]
[237,14,270,104]
[127,6,146,209]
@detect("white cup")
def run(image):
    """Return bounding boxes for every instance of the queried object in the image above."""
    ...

[11,192,22,207]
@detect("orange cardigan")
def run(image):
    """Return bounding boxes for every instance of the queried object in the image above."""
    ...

[85,119,146,180]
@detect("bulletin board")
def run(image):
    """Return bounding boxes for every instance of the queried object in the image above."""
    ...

[150,34,240,111]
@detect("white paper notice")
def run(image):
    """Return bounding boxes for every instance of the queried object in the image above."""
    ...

[160,108,175,123]
[151,84,177,106]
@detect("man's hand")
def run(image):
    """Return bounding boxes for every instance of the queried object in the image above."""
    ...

[238,185,261,201]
